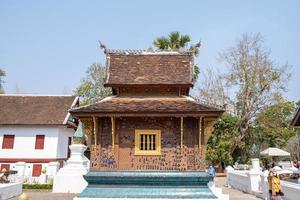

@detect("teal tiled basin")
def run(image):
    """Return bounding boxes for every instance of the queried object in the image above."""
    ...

[84,171,213,186]
[79,186,216,199]
[78,171,217,199]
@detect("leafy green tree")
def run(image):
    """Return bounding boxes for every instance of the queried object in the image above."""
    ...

[295,100,300,107]
[0,68,5,94]
[206,114,238,165]
[250,101,296,147]
[153,31,200,81]
[207,100,298,164]
[74,63,111,105]
[234,100,296,162]
[285,132,300,161]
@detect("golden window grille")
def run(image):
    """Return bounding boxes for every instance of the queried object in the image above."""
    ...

[134,130,161,156]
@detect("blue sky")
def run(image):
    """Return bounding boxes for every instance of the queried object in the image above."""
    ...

[0,0,299,101]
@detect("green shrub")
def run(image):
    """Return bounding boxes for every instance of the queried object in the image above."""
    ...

[23,184,53,190]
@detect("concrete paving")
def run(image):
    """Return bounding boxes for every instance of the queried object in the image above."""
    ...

[10,177,261,200]
[9,191,76,200]
[215,177,261,200]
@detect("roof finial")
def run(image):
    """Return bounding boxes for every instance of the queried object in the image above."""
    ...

[190,40,201,56]
[195,40,201,48]
[98,41,107,53]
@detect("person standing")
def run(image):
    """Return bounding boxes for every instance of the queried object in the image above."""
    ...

[268,169,284,200]
[268,169,274,199]
[208,165,216,181]
[221,161,225,173]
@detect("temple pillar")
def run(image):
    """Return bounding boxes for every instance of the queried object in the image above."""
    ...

[201,117,205,156]
[111,116,115,152]
[180,117,183,153]
[107,116,117,169]
[91,117,101,169]
[81,118,100,169]
[93,117,98,145]
[198,117,202,151]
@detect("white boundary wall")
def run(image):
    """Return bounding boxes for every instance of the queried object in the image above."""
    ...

[227,170,250,193]
[0,182,22,200]
[226,166,300,200]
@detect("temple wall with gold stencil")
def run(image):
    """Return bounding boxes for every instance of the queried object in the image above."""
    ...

[80,118,93,146]
[201,118,217,157]
[75,116,219,171]
[82,117,219,171]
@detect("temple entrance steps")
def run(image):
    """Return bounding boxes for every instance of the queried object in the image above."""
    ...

[78,186,216,199]
[74,171,229,200]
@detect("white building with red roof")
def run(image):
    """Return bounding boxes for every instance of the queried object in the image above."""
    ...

[0,94,79,180]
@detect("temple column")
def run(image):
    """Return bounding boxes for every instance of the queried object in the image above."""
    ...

[81,117,100,169]
[110,116,118,169]
[201,117,205,145]
[92,116,101,169]
[180,117,183,153]
[201,117,205,155]
[198,117,202,151]
[111,116,115,152]
[93,117,98,145]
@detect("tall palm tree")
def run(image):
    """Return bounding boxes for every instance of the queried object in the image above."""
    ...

[153,31,191,50]
[153,32,200,82]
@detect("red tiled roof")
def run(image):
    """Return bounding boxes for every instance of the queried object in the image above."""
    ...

[70,96,224,116]
[105,52,194,86]
[0,95,78,125]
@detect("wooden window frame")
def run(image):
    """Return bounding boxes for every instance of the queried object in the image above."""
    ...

[134,129,161,156]
[1,164,10,171]
[32,164,42,177]
[2,135,15,149]
[35,135,45,150]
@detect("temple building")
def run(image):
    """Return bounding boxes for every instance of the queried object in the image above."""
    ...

[70,48,224,171]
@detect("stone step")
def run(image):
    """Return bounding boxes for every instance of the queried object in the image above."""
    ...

[78,186,217,199]
[84,171,212,186]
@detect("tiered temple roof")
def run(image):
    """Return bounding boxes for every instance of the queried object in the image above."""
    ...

[105,49,194,86]
[70,96,223,117]
[70,48,224,116]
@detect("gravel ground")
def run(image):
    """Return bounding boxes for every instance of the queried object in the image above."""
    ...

[10,177,261,200]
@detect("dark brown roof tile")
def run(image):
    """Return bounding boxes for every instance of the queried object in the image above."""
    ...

[0,95,78,125]
[70,96,224,116]
[105,53,194,86]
